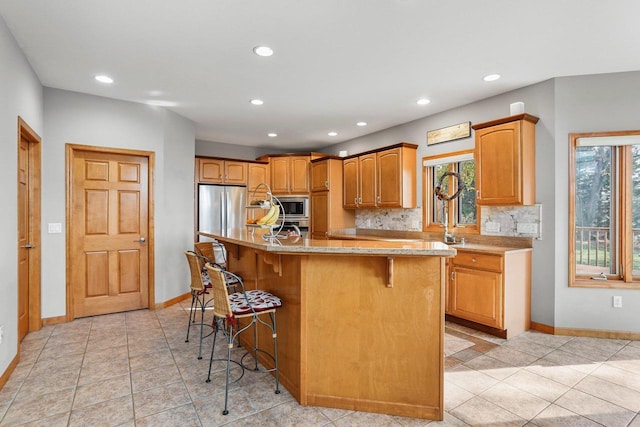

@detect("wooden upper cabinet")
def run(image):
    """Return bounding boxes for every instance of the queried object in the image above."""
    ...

[197,158,247,185]
[310,161,330,192]
[377,146,416,208]
[343,143,417,209]
[270,155,310,194]
[248,162,269,192]
[472,114,538,205]
[342,157,359,209]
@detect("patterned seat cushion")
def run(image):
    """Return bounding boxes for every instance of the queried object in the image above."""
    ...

[228,290,282,315]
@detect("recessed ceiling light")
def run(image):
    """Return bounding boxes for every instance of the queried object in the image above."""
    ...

[250,99,264,105]
[253,46,274,57]
[416,98,431,105]
[357,122,367,127]
[145,100,177,107]
[328,132,338,137]
[95,74,113,84]
[483,73,501,82]
[268,133,277,137]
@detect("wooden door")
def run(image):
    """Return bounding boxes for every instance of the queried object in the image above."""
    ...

[270,157,290,194]
[69,147,151,318]
[475,121,521,205]
[343,158,358,208]
[17,118,42,340]
[198,158,224,183]
[359,153,377,207]
[450,266,502,328]
[377,147,401,207]
[310,192,329,239]
[290,156,310,193]
[224,161,247,185]
[311,160,329,192]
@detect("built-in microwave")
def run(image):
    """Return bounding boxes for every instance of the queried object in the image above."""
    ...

[276,196,309,221]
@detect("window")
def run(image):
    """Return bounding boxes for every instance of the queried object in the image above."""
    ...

[423,149,478,233]
[569,131,640,287]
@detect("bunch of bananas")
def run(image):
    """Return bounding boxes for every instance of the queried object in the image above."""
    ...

[256,204,280,225]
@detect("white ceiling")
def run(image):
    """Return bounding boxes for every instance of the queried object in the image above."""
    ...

[2,0,639,151]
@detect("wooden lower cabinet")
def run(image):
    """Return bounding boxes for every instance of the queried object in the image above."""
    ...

[447,249,531,338]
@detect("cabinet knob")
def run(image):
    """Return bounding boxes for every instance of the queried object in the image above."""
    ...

[472,258,477,263]
[451,271,455,281]
[325,180,329,189]
[376,195,381,203]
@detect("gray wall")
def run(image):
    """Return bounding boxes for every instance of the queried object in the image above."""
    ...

[196,139,285,160]
[553,71,640,331]
[0,16,43,375]
[43,88,196,317]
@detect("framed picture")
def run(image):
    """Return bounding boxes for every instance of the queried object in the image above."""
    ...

[427,121,471,145]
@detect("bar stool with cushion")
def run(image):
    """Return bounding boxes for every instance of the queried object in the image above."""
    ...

[194,240,241,291]
[204,263,282,416]
[184,250,214,359]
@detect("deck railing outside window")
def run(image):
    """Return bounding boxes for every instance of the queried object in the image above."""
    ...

[575,226,640,274]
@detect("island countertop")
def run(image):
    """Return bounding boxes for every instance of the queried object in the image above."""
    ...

[199,228,456,257]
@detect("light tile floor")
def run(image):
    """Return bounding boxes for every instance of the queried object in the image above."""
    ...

[1,302,640,426]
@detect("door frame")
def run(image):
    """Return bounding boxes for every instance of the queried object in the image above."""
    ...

[17,117,42,333]
[65,144,155,321]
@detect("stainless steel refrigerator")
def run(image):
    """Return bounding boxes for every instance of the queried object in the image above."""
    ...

[197,184,246,241]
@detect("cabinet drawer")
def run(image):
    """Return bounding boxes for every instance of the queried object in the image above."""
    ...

[453,252,502,272]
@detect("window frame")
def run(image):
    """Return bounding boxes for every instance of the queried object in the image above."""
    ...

[569,130,640,289]
[422,149,479,235]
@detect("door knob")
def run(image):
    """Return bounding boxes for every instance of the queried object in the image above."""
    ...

[135,237,146,243]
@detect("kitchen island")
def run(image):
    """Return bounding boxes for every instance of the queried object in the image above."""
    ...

[199,229,455,420]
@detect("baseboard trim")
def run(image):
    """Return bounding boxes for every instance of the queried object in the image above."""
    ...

[0,353,20,390]
[156,292,191,309]
[445,314,507,339]
[530,321,640,340]
[42,315,67,326]
[530,321,555,335]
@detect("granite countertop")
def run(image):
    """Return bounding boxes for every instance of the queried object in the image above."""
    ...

[199,229,456,257]
[327,229,532,254]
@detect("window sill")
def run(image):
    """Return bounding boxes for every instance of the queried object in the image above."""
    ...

[571,278,639,289]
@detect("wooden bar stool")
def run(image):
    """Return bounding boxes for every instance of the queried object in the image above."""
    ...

[204,263,282,415]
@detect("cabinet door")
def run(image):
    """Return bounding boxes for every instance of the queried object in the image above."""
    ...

[225,161,247,185]
[311,161,329,192]
[359,153,377,207]
[476,121,522,205]
[270,157,290,194]
[248,163,269,192]
[290,156,310,193]
[377,148,402,207]
[311,191,329,239]
[450,266,503,329]
[198,158,224,183]
[343,158,358,209]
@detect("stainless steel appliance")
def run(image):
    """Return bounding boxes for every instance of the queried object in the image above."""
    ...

[197,184,246,241]
[276,195,309,235]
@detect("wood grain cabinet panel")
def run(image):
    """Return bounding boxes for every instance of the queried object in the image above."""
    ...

[447,249,531,338]
[270,155,310,194]
[472,114,539,205]
[311,158,354,239]
[197,158,247,185]
[342,143,416,209]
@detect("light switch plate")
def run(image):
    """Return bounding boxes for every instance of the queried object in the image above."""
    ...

[48,223,62,233]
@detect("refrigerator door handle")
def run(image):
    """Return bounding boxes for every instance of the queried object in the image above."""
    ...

[220,191,226,231]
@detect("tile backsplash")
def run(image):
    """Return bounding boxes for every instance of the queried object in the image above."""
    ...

[355,204,542,239]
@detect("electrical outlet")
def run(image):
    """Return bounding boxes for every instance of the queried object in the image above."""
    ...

[613,296,622,308]
[48,222,62,233]
[485,222,501,233]
[517,223,538,234]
